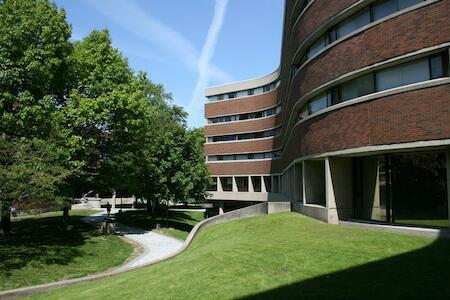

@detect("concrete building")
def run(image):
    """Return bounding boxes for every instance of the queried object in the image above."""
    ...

[204,0,450,229]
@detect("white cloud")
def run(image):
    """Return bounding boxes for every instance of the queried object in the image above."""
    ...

[84,0,232,84]
[187,0,230,125]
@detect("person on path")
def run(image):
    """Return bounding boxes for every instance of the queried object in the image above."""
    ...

[106,202,112,218]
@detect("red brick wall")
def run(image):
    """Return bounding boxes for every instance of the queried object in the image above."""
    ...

[273,84,450,173]
[204,114,281,136]
[291,0,359,53]
[205,138,278,155]
[207,161,273,176]
[289,0,450,110]
[205,89,279,117]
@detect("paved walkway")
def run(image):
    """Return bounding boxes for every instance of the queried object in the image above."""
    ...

[81,211,184,271]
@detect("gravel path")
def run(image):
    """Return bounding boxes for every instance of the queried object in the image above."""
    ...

[81,211,184,271]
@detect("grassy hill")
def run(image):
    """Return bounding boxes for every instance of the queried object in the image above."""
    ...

[30,212,450,299]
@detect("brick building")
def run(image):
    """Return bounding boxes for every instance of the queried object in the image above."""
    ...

[204,0,450,228]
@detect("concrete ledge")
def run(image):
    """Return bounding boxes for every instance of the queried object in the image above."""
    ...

[340,220,450,239]
[0,202,290,299]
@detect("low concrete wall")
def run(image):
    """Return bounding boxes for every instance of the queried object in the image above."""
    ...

[292,202,330,223]
[0,202,291,299]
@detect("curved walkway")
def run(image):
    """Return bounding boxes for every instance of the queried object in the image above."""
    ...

[81,211,184,271]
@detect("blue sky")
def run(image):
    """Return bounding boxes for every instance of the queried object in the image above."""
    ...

[54,0,284,127]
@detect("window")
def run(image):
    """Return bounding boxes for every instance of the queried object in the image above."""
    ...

[236,177,249,192]
[335,8,370,40]
[248,89,254,96]
[297,0,425,66]
[308,92,331,114]
[220,177,233,192]
[208,151,280,161]
[338,73,375,102]
[376,58,430,91]
[217,94,224,100]
[372,0,398,21]
[252,176,262,192]
[228,92,236,99]
[263,85,271,93]
[264,176,272,192]
[308,36,327,59]
[302,52,448,118]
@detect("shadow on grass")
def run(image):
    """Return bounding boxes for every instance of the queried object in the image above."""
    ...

[240,235,450,300]
[0,215,93,277]
[116,210,199,234]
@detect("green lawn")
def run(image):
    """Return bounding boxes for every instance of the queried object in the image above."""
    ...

[0,210,133,291]
[116,210,204,240]
[28,212,450,299]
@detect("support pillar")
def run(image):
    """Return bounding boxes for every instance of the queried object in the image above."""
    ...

[232,176,238,192]
[249,176,254,193]
[325,157,339,224]
[218,202,224,215]
[217,177,223,192]
[262,176,267,193]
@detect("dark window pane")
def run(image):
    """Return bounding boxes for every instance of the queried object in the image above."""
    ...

[372,0,397,21]
[337,8,370,39]
[236,177,249,192]
[308,92,330,114]
[376,58,429,91]
[339,73,375,102]
[252,176,262,192]
[398,0,422,10]
[264,176,272,192]
[430,54,444,79]
[220,177,233,192]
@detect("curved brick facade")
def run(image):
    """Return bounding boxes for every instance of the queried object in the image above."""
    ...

[204,0,450,221]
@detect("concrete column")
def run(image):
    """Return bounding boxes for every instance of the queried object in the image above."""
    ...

[325,157,339,224]
[325,157,336,209]
[217,177,223,192]
[218,202,224,215]
[446,150,450,230]
[262,176,267,193]
[232,177,238,192]
[248,176,254,193]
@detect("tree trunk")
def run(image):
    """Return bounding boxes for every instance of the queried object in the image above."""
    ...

[63,207,70,223]
[0,206,11,239]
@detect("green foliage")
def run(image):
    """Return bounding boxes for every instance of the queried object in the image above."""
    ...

[0,0,211,237]
[0,139,73,216]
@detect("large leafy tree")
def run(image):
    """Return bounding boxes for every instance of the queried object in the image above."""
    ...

[1,1,212,238]
[0,0,75,236]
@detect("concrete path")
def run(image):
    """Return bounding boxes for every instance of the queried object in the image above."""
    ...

[81,211,184,271]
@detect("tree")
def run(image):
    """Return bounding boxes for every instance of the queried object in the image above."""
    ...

[0,139,72,237]
[0,0,75,235]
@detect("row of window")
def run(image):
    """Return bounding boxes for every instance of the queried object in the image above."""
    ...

[299,53,448,118]
[208,151,281,162]
[207,127,281,143]
[292,0,426,74]
[208,176,273,193]
[207,81,280,102]
[208,106,281,124]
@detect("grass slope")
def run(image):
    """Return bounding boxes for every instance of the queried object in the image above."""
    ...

[116,210,204,240]
[30,213,450,299]
[0,210,133,291]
